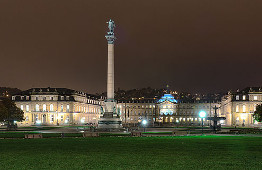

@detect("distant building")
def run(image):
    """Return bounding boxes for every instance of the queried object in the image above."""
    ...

[12,87,103,126]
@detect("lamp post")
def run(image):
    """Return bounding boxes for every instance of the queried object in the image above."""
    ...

[142,119,147,132]
[199,111,206,135]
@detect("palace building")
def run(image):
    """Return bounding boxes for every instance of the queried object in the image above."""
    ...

[12,86,262,127]
[117,94,220,126]
[12,87,103,126]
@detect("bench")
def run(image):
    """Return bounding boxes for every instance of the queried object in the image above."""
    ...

[25,134,43,139]
[131,131,142,137]
[172,131,187,136]
[83,132,99,137]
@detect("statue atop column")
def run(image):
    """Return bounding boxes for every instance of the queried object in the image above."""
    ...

[107,19,115,34]
[105,19,116,44]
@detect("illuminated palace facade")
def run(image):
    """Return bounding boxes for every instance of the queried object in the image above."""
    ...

[13,88,103,126]
[117,94,220,126]
[117,87,262,127]
[13,87,262,127]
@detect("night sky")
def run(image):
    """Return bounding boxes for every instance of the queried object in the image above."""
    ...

[1,0,262,94]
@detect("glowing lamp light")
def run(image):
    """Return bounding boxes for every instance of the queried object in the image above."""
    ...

[199,111,206,118]
[142,120,147,125]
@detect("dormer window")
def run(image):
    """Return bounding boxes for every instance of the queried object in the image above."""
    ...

[254,96,258,100]
[236,95,239,100]
[12,96,16,100]
[61,96,64,100]
[26,96,29,100]
[243,95,246,100]
[66,96,70,100]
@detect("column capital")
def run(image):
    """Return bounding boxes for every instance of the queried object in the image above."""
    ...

[105,33,116,44]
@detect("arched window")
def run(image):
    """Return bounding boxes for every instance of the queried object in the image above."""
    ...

[43,104,46,111]
[243,105,246,112]
[35,104,39,111]
[236,105,239,112]
[50,104,54,111]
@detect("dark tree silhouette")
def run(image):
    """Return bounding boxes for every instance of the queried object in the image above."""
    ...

[253,104,262,122]
[0,98,24,130]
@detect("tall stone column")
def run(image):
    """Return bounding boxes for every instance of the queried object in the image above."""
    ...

[98,19,122,130]
[107,43,114,100]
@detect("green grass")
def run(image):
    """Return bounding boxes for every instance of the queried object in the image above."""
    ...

[0,136,261,169]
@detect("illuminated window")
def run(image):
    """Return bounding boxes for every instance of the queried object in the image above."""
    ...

[243,105,246,112]
[35,104,39,111]
[254,104,257,111]
[67,104,70,112]
[12,96,15,100]
[254,96,258,100]
[61,105,63,112]
[20,105,24,110]
[26,116,29,121]
[26,96,29,100]
[243,95,246,100]
[236,95,239,100]
[43,104,46,111]
[26,105,29,112]
[50,104,54,111]
[61,96,64,100]
[236,105,239,112]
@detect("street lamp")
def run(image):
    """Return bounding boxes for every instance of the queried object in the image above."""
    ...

[142,120,147,132]
[199,111,206,135]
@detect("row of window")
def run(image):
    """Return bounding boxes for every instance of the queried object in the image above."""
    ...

[21,104,99,113]
[235,104,258,112]
[13,96,100,105]
[120,105,156,109]
[21,104,69,112]
[236,95,259,101]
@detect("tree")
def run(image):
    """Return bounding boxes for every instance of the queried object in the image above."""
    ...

[253,104,262,122]
[0,98,24,130]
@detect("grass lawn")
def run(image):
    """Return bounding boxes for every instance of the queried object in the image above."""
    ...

[0,136,261,169]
